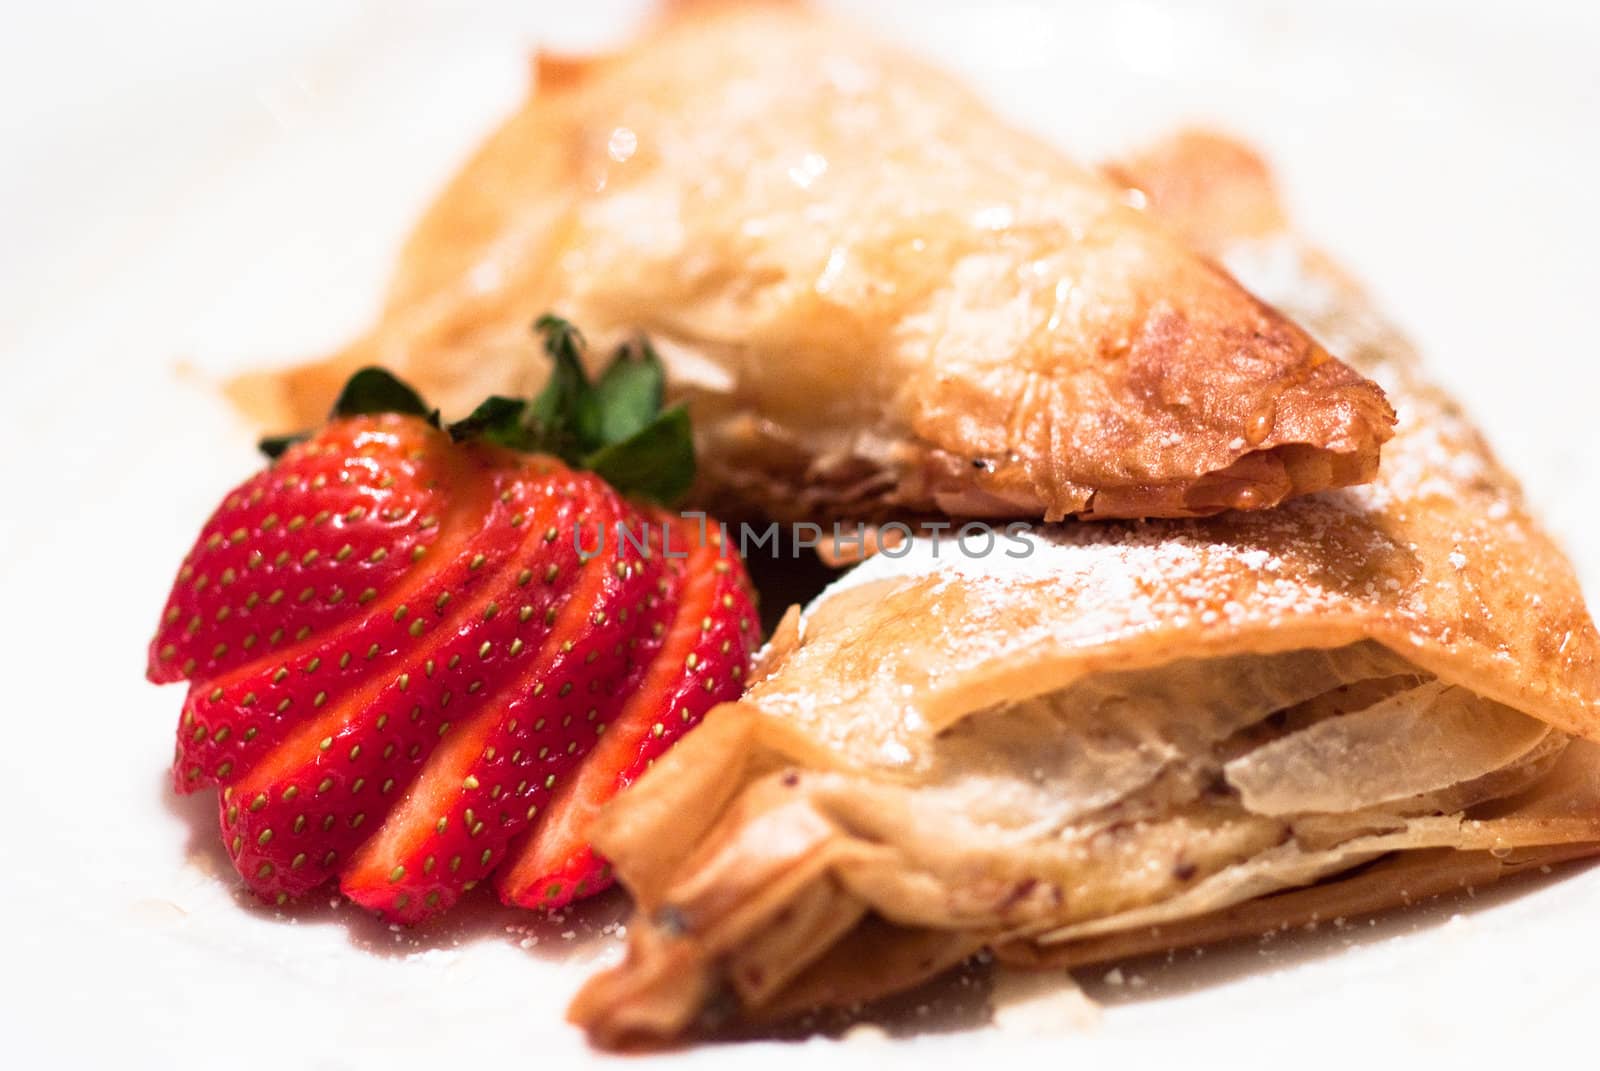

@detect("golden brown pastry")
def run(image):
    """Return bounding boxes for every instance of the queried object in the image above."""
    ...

[565,132,1600,1046]
[240,2,1393,521]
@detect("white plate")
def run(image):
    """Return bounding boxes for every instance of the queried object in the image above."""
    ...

[3,1,1597,1064]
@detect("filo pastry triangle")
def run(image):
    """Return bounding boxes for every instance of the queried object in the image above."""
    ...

[239,1,1392,521]
[566,132,1600,1047]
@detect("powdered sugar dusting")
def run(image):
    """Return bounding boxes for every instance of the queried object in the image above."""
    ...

[769,236,1597,755]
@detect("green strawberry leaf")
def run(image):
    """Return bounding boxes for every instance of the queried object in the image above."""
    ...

[507,315,694,502]
[258,367,440,459]
[584,405,695,505]
[591,338,665,445]
[446,395,534,450]
[260,314,698,504]
[526,314,598,456]
[257,432,309,460]
[331,367,440,425]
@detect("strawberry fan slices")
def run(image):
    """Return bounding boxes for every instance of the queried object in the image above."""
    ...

[147,320,759,922]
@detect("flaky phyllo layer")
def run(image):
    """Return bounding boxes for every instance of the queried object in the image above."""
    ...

[567,134,1600,1046]
[243,2,1393,522]
[573,649,1599,1043]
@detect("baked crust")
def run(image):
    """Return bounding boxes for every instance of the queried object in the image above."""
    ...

[239,3,1393,521]
[564,130,1600,1046]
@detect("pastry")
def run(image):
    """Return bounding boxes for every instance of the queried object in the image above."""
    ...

[239,2,1393,521]
[566,132,1600,1046]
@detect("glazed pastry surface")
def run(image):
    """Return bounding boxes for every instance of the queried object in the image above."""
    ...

[565,131,1600,1046]
[245,3,1393,521]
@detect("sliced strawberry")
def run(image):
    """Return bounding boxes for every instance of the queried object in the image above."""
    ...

[496,516,759,910]
[219,464,594,902]
[149,338,757,926]
[339,489,672,922]
[149,416,451,685]
[169,451,557,794]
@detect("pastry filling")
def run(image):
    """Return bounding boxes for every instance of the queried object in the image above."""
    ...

[787,642,1565,940]
[573,641,1597,1034]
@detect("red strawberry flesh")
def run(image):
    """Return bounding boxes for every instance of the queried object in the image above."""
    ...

[219,465,594,900]
[169,444,534,794]
[339,489,669,921]
[149,417,450,685]
[496,517,759,909]
[149,410,759,924]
